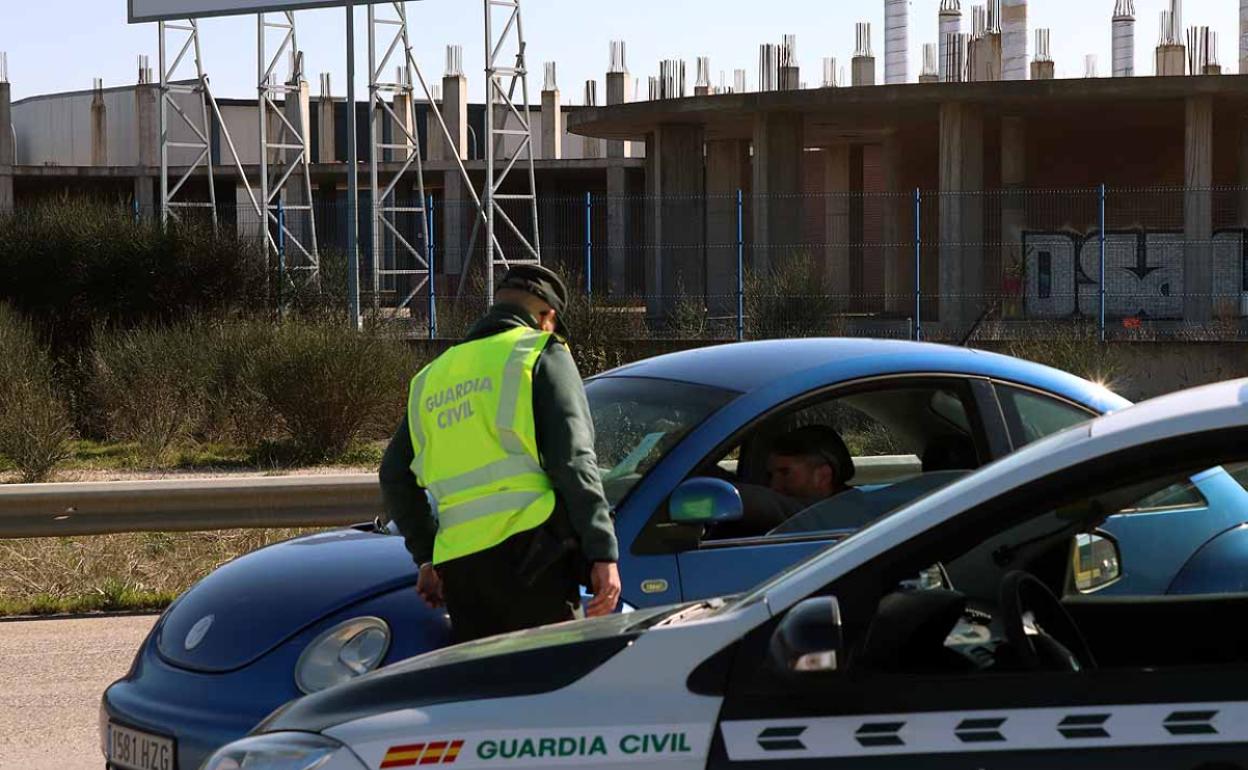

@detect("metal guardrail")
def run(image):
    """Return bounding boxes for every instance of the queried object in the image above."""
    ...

[0,475,382,539]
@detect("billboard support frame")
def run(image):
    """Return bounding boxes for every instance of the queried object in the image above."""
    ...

[256,10,320,283]
[367,2,432,318]
[157,19,219,228]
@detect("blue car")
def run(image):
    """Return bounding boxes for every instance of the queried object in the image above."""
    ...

[105,339,1153,770]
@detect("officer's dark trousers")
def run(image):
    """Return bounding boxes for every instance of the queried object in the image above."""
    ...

[438,528,579,644]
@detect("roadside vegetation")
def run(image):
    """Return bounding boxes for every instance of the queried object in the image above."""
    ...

[0,529,320,617]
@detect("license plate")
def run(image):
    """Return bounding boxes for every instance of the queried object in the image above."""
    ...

[107,722,175,770]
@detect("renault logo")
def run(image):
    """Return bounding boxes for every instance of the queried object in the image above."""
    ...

[185,615,215,651]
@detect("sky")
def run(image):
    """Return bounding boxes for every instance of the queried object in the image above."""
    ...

[1,0,1242,103]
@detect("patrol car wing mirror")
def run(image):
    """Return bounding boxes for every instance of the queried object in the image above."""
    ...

[669,478,744,526]
[768,596,844,675]
[1070,530,1123,594]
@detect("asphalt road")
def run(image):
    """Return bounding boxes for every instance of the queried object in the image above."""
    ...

[0,615,157,770]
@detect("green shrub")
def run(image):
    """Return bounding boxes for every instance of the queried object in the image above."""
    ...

[0,200,268,356]
[0,306,75,482]
[92,324,216,466]
[251,321,416,460]
[745,252,843,340]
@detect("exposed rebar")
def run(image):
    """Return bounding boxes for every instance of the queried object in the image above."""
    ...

[609,40,627,74]
[855,23,872,58]
[1034,28,1052,62]
[696,56,711,88]
[446,45,464,78]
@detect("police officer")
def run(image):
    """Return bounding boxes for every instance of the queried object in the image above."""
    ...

[379,265,621,643]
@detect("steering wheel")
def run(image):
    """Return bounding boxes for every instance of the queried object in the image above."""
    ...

[998,571,1097,672]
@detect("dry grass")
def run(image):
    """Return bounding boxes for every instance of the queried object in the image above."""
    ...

[0,528,322,617]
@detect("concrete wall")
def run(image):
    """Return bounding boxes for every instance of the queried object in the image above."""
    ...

[13,86,626,168]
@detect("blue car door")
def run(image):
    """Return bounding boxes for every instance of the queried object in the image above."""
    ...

[676,535,841,599]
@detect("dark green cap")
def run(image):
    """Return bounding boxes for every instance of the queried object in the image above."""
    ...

[497,264,571,336]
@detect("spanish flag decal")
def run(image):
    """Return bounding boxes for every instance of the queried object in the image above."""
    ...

[380,740,465,768]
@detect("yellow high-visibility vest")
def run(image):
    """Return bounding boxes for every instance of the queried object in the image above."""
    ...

[407,326,556,565]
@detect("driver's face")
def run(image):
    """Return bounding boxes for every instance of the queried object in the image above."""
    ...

[767,453,834,500]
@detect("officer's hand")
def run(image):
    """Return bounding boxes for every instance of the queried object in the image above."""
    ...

[416,564,444,609]
[585,562,621,617]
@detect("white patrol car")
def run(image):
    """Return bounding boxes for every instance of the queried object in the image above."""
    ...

[205,379,1248,770]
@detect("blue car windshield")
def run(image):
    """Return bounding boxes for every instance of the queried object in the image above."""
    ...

[587,377,739,507]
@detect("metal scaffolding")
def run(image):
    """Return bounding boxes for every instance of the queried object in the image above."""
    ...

[257,11,319,279]
[368,1,432,314]
[480,0,542,301]
[157,20,217,226]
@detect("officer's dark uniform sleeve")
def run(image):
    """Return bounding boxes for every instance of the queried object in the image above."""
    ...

[532,342,620,564]
[378,415,438,566]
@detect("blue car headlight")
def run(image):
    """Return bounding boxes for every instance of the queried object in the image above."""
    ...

[202,732,363,770]
[294,617,391,695]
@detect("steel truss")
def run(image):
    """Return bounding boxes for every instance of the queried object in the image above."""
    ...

[368,2,432,314]
[480,0,542,300]
[157,20,218,226]
[257,11,319,278]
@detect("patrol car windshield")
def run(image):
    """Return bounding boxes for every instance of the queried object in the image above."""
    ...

[587,377,738,506]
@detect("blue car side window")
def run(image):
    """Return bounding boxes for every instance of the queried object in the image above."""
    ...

[997,385,1095,448]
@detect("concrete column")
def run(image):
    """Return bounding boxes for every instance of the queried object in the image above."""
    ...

[135,84,158,170]
[644,124,705,317]
[779,66,801,91]
[1185,95,1214,322]
[541,89,562,160]
[706,139,750,316]
[939,102,985,330]
[236,183,263,238]
[752,112,805,276]
[0,81,13,213]
[823,145,852,310]
[133,175,155,216]
[317,97,336,163]
[881,135,909,313]
[1030,60,1055,80]
[441,74,468,161]
[392,92,414,149]
[606,166,632,295]
[1001,116,1027,318]
[694,85,712,97]
[133,83,158,218]
[91,87,108,167]
[971,35,1004,81]
[919,73,940,84]
[441,170,467,276]
[851,57,876,87]
[1156,45,1186,76]
[606,72,632,158]
[583,133,603,159]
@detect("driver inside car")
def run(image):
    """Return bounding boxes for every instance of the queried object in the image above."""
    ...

[723,425,856,537]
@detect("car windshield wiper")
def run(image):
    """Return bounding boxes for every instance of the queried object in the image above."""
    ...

[650,599,727,629]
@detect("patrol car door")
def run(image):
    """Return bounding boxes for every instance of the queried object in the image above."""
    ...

[661,378,1006,601]
[709,428,1248,770]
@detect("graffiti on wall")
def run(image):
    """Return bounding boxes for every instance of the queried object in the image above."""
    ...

[1022,229,1248,319]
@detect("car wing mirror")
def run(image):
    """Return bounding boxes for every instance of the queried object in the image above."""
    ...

[669,477,744,525]
[1071,530,1123,594]
[768,596,844,675]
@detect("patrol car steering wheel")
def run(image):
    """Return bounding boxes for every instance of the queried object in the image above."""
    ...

[998,571,1097,672]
